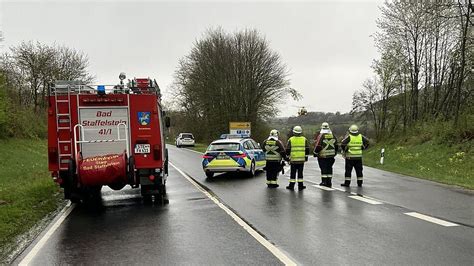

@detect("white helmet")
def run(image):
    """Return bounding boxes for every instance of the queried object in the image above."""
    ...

[269,129,279,137]
[321,122,330,130]
[293,126,303,134]
[349,124,359,134]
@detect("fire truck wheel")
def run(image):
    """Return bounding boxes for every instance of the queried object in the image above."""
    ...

[82,186,102,204]
[65,160,77,200]
[164,149,169,175]
[128,156,136,185]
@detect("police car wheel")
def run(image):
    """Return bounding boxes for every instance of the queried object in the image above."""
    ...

[249,161,256,177]
[205,172,214,178]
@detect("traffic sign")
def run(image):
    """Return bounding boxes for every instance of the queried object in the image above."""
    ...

[229,122,251,136]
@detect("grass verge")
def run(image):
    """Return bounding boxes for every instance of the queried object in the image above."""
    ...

[186,143,208,153]
[0,139,63,263]
[364,140,473,189]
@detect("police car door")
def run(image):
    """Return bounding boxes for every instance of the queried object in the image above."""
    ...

[243,140,255,160]
[250,139,265,167]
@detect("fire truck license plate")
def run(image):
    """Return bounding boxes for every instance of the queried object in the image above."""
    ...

[134,144,151,154]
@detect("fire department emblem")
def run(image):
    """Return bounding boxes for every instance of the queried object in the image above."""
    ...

[138,112,151,126]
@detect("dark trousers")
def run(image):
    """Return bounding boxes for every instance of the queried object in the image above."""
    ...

[317,158,335,177]
[289,163,304,185]
[345,158,363,181]
[266,161,280,185]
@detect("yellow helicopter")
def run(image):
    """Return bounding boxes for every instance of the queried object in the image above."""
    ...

[293,106,308,116]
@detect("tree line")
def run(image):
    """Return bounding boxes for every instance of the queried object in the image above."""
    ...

[353,1,472,141]
[0,41,92,138]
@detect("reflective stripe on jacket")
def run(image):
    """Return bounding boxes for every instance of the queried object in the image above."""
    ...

[347,134,363,158]
[289,136,306,162]
[320,134,337,157]
[264,140,282,161]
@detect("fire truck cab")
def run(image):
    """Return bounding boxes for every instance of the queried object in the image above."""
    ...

[48,74,170,204]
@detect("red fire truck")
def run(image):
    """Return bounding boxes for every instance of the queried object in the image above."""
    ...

[48,74,170,203]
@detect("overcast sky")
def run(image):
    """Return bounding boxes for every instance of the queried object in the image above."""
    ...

[1,0,382,117]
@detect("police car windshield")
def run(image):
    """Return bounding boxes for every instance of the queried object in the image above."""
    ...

[208,143,240,151]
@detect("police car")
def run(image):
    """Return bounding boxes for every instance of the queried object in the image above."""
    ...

[202,135,265,178]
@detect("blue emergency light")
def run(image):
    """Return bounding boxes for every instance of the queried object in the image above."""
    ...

[97,85,106,95]
[220,134,250,139]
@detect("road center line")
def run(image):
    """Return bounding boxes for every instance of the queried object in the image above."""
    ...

[404,212,459,227]
[19,202,76,265]
[169,162,296,266]
[348,195,383,205]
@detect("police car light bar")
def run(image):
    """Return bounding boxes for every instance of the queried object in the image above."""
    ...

[220,134,250,139]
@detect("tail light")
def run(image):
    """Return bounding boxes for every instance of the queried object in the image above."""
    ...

[232,153,247,158]
[202,154,214,159]
[48,147,58,165]
[153,145,161,160]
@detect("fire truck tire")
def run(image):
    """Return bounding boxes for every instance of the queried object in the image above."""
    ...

[164,149,169,175]
[144,196,152,203]
[128,155,136,186]
[81,186,102,204]
[64,160,76,200]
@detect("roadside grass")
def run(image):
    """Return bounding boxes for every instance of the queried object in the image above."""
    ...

[0,139,63,262]
[187,143,208,153]
[364,141,473,189]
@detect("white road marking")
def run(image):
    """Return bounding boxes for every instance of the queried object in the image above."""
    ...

[348,195,383,205]
[170,162,296,266]
[404,212,459,227]
[332,187,346,192]
[312,185,335,191]
[19,202,76,265]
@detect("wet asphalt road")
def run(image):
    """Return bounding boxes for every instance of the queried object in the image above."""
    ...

[15,145,474,265]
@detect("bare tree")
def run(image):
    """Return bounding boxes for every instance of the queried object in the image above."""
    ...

[356,1,472,140]
[0,41,93,110]
[173,28,298,141]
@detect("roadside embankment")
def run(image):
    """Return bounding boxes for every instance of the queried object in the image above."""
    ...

[363,140,473,190]
[0,139,64,263]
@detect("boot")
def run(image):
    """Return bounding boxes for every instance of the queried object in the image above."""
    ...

[319,178,326,186]
[286,184,295,190]
[327,178,332,188]
[341,180,350,187]
[298,183,306,190]
[357,180,363,187]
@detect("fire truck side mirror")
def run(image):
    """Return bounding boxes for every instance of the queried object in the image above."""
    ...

[165,117,171,128]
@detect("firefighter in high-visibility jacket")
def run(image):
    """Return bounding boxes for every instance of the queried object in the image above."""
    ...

[313,122,338,187]
[340,124,370,187]
[262,129,287,188]
[285,126,310,190]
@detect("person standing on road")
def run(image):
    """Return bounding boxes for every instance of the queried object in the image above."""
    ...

[262,129,287,188]
[313,122,338,187]
[286,126,310,191]
[340,124,370,187]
